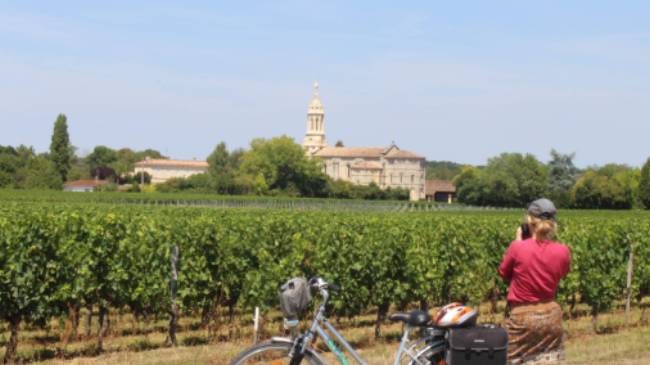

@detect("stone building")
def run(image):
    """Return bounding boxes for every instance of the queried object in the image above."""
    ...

[63,179,109,192]
[425,179,457,203]
[303,82,426,200]
[133,158,208,184]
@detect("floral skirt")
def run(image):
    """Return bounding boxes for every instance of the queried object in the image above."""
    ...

[505,301,565,365]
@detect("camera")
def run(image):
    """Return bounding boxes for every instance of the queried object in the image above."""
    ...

[520,223,531,240]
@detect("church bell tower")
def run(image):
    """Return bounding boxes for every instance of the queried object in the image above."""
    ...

[303,81,327,154]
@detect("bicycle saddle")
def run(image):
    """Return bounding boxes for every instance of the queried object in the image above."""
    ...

[389,310,431,327]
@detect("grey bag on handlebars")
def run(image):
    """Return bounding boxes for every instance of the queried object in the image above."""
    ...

[279,277,312,320]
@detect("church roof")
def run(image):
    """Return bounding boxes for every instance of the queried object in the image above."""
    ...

[134,159,208,168]
[313,147,385,158]
[312,145,424,159]
[384,148,425,159]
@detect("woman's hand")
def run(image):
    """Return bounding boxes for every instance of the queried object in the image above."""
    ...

[515,226,523,241]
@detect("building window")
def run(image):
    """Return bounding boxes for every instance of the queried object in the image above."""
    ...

[411,174,414,184]
[400,173,403,184]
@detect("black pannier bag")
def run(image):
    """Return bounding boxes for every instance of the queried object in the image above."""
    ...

[279,277,312,320]
[447,325,508,365]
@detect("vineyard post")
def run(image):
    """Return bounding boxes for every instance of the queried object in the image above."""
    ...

[253,306,260,344]
[167,245,180,346]
[625,242,634,327]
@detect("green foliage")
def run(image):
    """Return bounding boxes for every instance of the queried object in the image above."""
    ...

[425,161,463,181]
[0,207,65,360]
[239,136,328,196]
[86,146,164,180]
[454,166,484,205]
[547,150,579,208]
[49,114,73,182]
[86,146,119,172]
[0,200,647,340]
[0,145,62,189]
[638,157,650,209]
[22,155,63,190]
[455,153,548,207]
[207,142,244,194]
[571,165,637,209]
[122,171,152,185]
[0,197,647,359]
[67,153,91,181]
[325,180,409,200]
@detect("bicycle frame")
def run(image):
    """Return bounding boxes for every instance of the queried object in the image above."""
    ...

[287,288,443,365]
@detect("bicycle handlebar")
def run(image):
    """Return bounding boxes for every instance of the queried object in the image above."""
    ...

[308,277,340,293]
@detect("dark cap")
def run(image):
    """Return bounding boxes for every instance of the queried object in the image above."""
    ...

[528,198,557,220]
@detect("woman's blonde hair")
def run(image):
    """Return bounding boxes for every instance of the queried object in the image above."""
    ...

[527,215,557,241]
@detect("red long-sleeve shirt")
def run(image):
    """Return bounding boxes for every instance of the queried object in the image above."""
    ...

[498,238,571,305]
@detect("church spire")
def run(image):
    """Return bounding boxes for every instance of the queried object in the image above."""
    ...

[303,81,327,154]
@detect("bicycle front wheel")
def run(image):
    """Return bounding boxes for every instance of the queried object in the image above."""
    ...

[229,342,325,365]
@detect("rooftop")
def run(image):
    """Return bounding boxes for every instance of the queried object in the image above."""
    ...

[64,179,109,188]
[134,158,208,168]
[425,180,456,195]
[312,144,424,160]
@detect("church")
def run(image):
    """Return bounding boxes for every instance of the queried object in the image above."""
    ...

[302,82,426,201]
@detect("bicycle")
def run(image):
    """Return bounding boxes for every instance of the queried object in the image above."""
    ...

[229,277,448,365]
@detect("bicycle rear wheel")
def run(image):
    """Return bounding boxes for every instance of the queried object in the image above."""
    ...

[229,342,325,365]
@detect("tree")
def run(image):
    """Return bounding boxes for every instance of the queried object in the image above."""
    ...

[86,146,118,172]
[207,142,244,194]
[484,153,548,206]
[239,136,327,196]
[21,155,62,189]
[453,166,484,205]
[67,148,91,181]
[0,146,20,188]
[547,150,579,208]
[0,145,61,189]
[335,140,345,147]
[207,142,229,175]
[49,114,73,182]
[640,157,650,209]
[571,165,636,209]
[425,161,464,181]
[454,153,548,207]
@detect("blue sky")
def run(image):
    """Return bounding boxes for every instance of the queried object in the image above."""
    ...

[1,1,649,167]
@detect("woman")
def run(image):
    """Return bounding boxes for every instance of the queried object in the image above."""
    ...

[499,198,571,365]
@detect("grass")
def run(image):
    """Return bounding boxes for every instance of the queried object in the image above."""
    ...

[1,303,648,364]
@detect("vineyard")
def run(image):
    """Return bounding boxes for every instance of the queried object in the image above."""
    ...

[0,195,649,363]
[0,189,511,212]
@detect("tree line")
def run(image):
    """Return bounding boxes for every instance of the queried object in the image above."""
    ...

[2,113,649,207]
[453,150,650,210]
[0,114,410,200]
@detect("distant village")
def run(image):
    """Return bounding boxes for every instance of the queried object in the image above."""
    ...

[64,83,456,202]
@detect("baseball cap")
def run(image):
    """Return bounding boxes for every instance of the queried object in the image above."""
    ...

[528,198,557,220]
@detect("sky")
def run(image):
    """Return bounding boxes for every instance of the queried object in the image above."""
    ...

[1,1,649,167]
